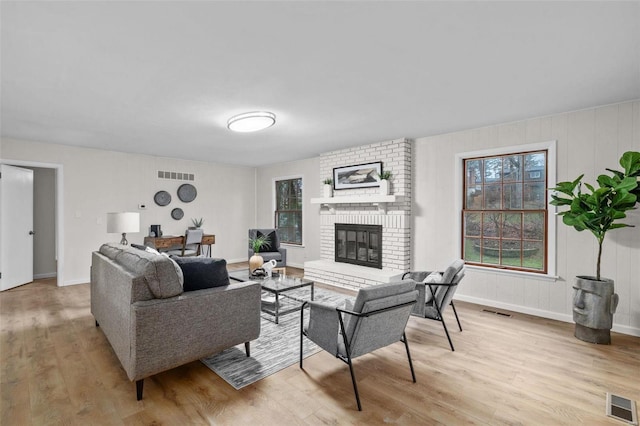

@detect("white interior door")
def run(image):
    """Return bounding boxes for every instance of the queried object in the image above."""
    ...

[1,164,34,291]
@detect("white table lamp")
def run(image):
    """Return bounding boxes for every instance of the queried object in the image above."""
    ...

[107,212,140,245]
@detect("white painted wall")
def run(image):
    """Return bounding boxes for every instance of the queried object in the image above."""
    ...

[1,138,257,285]
[2,101,638,336]
[413,101,640,335]
[255,157,321,268]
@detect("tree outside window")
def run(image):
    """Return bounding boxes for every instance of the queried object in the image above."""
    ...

[463,151,547,273]
[275,178,302,245]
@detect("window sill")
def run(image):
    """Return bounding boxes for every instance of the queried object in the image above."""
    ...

[281,243,304,248]
[466,265,559,282]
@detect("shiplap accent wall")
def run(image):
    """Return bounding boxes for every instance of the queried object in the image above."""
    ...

[413,101,640,336]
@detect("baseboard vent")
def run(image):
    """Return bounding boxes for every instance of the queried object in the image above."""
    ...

[607,393,638,424]
[157,170,194,181]
[481,308,512,317]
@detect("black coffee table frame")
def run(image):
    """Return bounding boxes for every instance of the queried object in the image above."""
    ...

[229,269,314,324]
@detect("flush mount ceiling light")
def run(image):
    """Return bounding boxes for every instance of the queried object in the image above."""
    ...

[227,111,276,132]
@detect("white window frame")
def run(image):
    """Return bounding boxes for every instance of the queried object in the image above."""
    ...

[455,140,558,280]
[273,174,304,247]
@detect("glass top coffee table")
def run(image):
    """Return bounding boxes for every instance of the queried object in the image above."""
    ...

[229,269,314,324]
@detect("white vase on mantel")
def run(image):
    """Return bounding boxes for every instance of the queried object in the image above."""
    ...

[323,184,333,198]
[379,179,390,195]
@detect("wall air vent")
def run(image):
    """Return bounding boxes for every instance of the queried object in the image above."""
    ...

[607,393,638,425]
[157,171,194,181]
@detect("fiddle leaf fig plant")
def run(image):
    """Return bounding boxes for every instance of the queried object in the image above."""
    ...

[550,151,640,281]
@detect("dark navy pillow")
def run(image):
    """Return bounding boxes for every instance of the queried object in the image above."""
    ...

[171,257,230,292]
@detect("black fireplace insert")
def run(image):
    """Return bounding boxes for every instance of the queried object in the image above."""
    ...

[335,223,382,269]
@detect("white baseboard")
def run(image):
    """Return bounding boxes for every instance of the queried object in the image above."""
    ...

[61,278,89,287]
[455,294,640,337]
[34,272,57,280]
[226,257,247,265]
[612,324,640,337]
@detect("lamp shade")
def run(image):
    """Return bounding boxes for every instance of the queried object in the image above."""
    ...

[107,212,140,234]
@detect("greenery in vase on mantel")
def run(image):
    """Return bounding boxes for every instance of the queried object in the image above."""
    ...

[323,178,333,198]
[377,170,392,195]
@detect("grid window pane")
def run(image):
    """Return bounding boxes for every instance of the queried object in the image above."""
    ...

[484,158,502,183]
[464,212,482,237]
[502,213,522,239]
[275,178,303,245]
[482,212,501,238]
[462,150,547,273]
[503,183,523,209]
[524,182,546,209]
[503,155,523,182]
[484,184,502,209]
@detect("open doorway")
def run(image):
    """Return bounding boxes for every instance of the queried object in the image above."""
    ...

[0,160,64,287]
[25,167,57,282]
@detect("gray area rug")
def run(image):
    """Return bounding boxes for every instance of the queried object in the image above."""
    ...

[201,287,352,390]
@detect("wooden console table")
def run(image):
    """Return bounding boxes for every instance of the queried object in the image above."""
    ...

[143,234,215,256]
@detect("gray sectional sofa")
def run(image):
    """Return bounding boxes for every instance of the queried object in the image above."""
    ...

[90,243,261,400]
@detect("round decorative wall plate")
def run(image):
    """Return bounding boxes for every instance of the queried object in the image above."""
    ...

[177,184,197,203]
[171,208,184,220]
[154,190,171,206]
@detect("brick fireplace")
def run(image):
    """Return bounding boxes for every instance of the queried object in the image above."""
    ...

[304,138,412,291]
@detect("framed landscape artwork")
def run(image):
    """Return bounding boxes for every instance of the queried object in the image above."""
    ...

[333,162,382,190]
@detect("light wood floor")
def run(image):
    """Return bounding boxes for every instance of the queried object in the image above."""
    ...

[2,265,639,425]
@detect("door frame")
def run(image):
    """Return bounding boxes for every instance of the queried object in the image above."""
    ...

[0,159,65,287]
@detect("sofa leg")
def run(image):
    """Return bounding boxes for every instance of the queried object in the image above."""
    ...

[95,320,99,327]
[136,379,144,401]
[245,342,251,357]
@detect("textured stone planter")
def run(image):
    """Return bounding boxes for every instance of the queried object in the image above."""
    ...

[572,276,618,344]
[323,184,333,198]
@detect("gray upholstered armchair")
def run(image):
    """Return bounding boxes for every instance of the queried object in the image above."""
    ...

[300,280,418,411]
[248,228,287,268]
[402,259,465,351]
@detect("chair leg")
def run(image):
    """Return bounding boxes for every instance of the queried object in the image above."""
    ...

[346,354,362,411]
[441,318,455,351]
[136,379,144,401]
[432,293,455,352]
[402,332,416,383]
[244,342,250,357]
[450,301,462,331]
[299,304,305,369]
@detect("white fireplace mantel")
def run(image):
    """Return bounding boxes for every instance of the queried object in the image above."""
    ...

[310,194,403,214]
